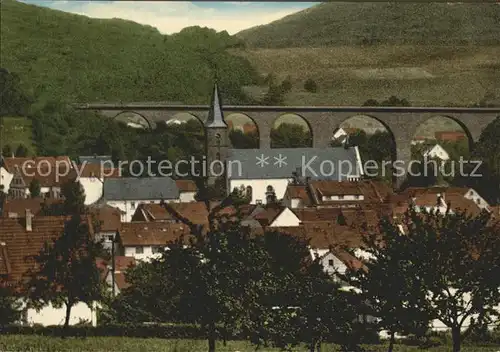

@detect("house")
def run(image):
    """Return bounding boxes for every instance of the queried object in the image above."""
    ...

[118,222,192,261]
[226,147,363,205]
[76,163,121,205]
[283,179,394,212]
[2,156,74,199]
[244,203,302,228]
[0,165,14,194]
[1,197,63,218]
[95,256,136,296]
[88,202,124,252]
[131,201,243,225]
[175,180,197,202]
[435,131,467,142]
[395,186,491,214]
[102,177,182,222]
[0,212,98,326]
[423,144,450,161]
[331,128,350,145]
[283,185,311,209]
[411,136,429,145]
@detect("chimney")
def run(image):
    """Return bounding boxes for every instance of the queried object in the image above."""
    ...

[25,209,33,231]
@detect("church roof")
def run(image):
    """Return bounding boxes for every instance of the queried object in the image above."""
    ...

[103,177,179,201]
[205,82,227,128]
[227,147,362,180]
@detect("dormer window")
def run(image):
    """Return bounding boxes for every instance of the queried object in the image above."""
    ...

[354,195,360,200]
[338,195,344,200]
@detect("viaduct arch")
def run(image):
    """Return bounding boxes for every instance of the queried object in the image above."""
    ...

[74,103,500,187]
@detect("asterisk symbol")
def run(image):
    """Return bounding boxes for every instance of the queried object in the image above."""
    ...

[274,154,287,167]
[256,154,269,167]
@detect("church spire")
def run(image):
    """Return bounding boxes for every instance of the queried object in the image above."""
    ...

[205,81,227,128]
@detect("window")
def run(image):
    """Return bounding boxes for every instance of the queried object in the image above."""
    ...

[107,235,114,241]
[130,202,136,208]
[354,195,360,200]
[328,259,334,267]
[266,185,274,192]
[477,198,481,204]
[338,195,344,200]
[215,133,221,147]
[152,246,161,254]
[215,152,220,161]
[135,246,143,254]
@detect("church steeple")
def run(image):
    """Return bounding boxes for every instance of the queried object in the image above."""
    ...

[205,81,227,128]
[205,81,229,186]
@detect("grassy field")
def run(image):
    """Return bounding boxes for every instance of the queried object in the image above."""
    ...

[1,116,36,155]
[234,45,500,107]
[0,336,499,352]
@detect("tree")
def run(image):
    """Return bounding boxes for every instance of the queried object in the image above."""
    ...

[29,179,41,198]
[26,177,102,330]
[0,68,33,117]
[1,144,12,157]
[356,206,500,352]
[62,181,86,215]
[229,129,259,149]
[271,123,312,148]
[14,144,28,157]
[456,117,500,204]
[26,213,103,330]
[0,285,21,327]
[344,217,432,352]
[304,78,318,93]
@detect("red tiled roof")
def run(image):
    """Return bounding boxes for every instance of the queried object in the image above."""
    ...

[394,188,483,217]
[89,205,122,232]
[175,180,197,192]
[1,198,63,218]
[435,131,466,142]
[0,215,94,285]
[3,157,71,173]
[119,222,193,246]
[131,202,240,225]
[307,180,394,206]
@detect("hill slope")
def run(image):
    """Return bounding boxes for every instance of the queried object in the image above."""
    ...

[0,0,257,105]
[237,3,500,48]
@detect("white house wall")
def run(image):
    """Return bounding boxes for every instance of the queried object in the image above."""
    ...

[21,301,97,327]
[79,178,104,205]
[424,145,450,161]
[179,191,196,203]
[229,178,293,204]
[124,245,163,262]
[0,167,13,193]
[269,208,301,227]
[464,188,490,211]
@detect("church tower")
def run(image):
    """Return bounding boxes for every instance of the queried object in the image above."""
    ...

[205,82,229,185]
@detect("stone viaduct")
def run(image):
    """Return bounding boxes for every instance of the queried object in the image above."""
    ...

[75,103,500,168]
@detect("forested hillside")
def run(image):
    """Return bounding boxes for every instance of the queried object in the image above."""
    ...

[237,3,500,48]
[0,0,257,106]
